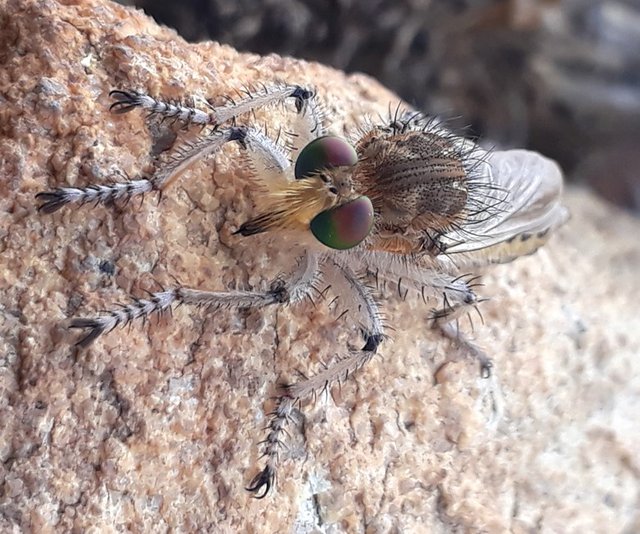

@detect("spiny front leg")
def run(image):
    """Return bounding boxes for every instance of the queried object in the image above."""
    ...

[247,259,384,498]
[35,127,244,214]
[111,83,329,158]
[70,253,319,347]
[110,83,317,129]
[35,122,292,214]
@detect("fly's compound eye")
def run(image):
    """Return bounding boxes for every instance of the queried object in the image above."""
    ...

[295,136,358,179]
[310,196,374,250]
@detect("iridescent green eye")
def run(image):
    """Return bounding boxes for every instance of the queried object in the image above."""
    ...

[295,136,358,179]
[310,196,374,250]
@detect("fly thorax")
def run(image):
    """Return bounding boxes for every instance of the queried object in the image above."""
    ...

[355,131,469,231]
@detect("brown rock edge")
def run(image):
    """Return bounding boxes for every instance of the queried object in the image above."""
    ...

[1,0,639,531]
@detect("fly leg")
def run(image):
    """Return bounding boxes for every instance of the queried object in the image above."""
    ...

[429,274,505,426]
[69,253,319,347]
[36,127,249,213]
[110,83,328,154]
[430,274,493,377]
[247,258,384,498]
[109,83,318,129]
[37,118,298,214]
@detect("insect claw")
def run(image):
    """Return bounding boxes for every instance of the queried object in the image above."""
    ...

[246,466,274,499]
[109,90,142,114]
[69,318,105,347]
[35,190,71,214]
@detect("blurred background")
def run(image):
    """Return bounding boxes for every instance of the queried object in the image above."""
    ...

[118,0,640,214]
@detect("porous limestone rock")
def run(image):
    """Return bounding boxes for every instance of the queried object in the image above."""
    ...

[1,0,639,532]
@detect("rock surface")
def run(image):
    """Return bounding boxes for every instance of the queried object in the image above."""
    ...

[1,0,639,532]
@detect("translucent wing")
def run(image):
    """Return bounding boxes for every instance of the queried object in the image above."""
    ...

[441,149,569,265]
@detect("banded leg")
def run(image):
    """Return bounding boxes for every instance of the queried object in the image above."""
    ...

[110,83,317,129]
[110,83,328,165]
[36,127,240,213]
[247,259,384,498]
[36,123,294,214]
[70,252,319,347]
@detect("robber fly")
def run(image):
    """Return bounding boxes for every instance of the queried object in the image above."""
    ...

[36,83,568,497]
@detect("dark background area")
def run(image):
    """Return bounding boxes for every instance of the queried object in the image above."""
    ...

[119,0,640,214]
